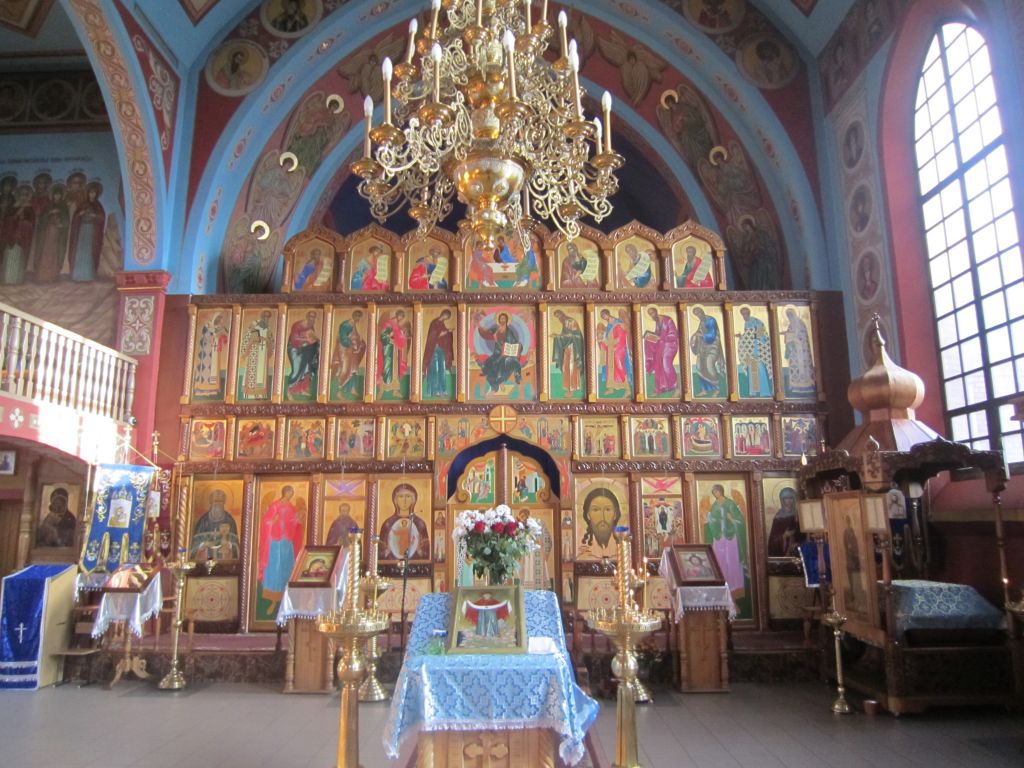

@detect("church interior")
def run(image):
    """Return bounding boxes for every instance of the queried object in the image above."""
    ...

[0,0,1023,765]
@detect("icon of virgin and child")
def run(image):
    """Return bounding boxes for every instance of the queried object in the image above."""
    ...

[377,483,431,562]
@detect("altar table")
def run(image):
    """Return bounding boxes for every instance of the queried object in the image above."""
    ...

[91,575,163,687]
[383,590,598,767]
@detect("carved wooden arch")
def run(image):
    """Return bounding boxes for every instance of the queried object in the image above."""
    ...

[66,0,159,267]
[280,225,346,293]
[397,228,461,293]
[606,220,665,292]
[340,222,403,293]
[544,222,613,292]
[663,219,728,291]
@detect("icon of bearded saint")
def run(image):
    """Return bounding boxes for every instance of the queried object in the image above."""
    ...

[581,487,622,549]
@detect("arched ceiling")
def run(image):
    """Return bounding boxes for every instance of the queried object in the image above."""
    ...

[2,0,861,294]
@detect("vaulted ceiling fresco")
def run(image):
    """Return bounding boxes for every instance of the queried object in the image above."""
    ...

[1,0,880,296]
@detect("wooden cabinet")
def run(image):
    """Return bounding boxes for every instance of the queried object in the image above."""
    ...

[676,609,729,692]
[284,618,334,693]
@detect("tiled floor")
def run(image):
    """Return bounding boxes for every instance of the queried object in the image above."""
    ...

[0,680,1021,768]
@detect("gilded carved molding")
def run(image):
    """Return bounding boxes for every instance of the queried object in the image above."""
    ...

[66,0,159,267]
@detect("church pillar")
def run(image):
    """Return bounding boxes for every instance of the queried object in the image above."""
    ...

[15,456,39,569]
[114,271,172,454]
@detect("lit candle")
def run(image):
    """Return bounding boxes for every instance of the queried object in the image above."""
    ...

[558,10,568,59]
[503,29,517,101]
[569,41,582,120]
[592,116,602,151]
[542,0,548,24]
[382,57,393,124]
[405,18,418,65]
[476,0,483,25]
[524,0,531,29]
[363,94,373,157]
[430,0,441,40]
[431,42,443,102]
[602,90,612,153]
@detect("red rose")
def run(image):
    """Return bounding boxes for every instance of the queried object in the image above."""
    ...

[473,521,486,534]
[491,522,505,534]
[505,521,518,536]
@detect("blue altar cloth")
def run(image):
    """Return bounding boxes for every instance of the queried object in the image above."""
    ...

[889,579,1006,639]
[383,591,599,766]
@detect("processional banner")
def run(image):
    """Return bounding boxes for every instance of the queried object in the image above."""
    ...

[81,465,157,572]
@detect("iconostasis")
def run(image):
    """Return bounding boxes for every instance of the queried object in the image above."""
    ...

[176,220,833,632]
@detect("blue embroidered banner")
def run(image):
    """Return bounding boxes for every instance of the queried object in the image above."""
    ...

[1,565,69,690]
[81,464,156,572]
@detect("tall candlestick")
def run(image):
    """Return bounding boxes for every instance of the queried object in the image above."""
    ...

[430,0,441,40]
[524,0,531,29]
[431,43,442,102]
[602,90,613,153]
[404,18,418,65]
[558,10,568,59]
[503,30,518,101]
[382,57,393,124]
[569,42,582,120]
[362,95,372,157]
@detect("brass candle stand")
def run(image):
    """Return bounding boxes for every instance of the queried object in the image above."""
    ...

[318,531,388,768]
[158,552,195,691]
[359,534,391,702]
[587,529,662,768]
[822,602,852,715]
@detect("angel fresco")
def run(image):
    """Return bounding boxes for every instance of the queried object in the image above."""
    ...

[282,91,349,175]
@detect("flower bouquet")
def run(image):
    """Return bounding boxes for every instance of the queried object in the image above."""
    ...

[453,504,542,585]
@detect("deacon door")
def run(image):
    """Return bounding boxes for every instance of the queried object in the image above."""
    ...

[447,444,560,598]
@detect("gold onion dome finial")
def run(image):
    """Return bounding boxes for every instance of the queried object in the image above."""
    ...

[847,315,925,420]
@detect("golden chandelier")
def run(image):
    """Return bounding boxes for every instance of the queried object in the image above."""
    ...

[354,0,624,246]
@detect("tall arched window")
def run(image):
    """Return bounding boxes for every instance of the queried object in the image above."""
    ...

[914,22,1024,462]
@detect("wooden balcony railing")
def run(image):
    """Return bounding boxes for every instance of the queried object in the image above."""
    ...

[0,302,136,423]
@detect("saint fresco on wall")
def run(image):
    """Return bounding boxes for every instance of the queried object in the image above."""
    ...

[320,474,367,546]
[205,40,269,97]
[336,418,375,459]
[420,305,456,401]
[696,475,753,620]
[328,307,367,402]
[682,415,722,457]
[377,475,432,563]
[594,305,634,400]
[685,303,728,399]
[730,304,774,399]
[640,304,681,399]
[236,307,277,402]
[468,306,536,401]
[555,238,601,289]
[546,305,586,401]
[250,478,309,629]
[670,236,715,288]
[236,419,275,460]
[191,308,231,402]
[464,232,542,291]
[375,306,412,401]
[776,304,816,398]
[406,238,451,291]
[283,307,323,402]
[574,475,628,561]
[612,237,658,290]
[347,238,391,292]
[188,478,244,561]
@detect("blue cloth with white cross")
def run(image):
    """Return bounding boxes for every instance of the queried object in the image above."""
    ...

[1,565,69,690]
